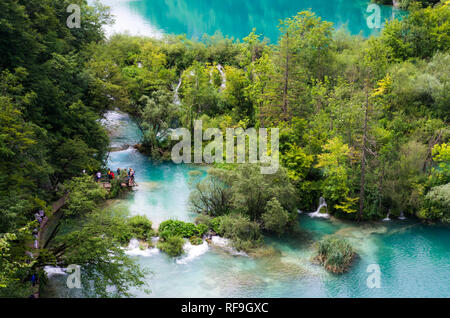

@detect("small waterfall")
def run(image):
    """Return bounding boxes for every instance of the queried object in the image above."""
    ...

[398,211,406,220]
[216,64,226,91]
[176,240,209,265]
[308,197,330,218]
[383,210,391,222]
[44,266,66,278]
[173,76,182,105]
[210,236,248,256]
[124,238,159,257]
[209,64,227,91]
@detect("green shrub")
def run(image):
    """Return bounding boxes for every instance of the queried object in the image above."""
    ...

[213,214,262,252]
[158,220,207,239]
[127,215,155,241]
[262,198,294,235]
[114,229,133,246]
[210,217,222,234]
[195,214,213,227]
[418,183,450,223]
[189,236,203,245]
[108,178,122,198]
[189,165,297,224]
[189,175,232,216]
[315,236,356,274]
[195,223,208,236]
[157,236,185,257]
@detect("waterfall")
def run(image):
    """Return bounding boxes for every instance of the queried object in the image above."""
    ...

[383,210,391,222]
[308,197,330,218]
[398,211,406,220]
[173,76,182,105]
[124,238,159,257]
[216,64,226,91]
[44,266,66,278]
[209,64,227,91]
[176,240,209,265]
[210,236,248,256]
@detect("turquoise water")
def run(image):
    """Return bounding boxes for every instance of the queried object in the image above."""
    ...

[43,111,449,298]
[102,0,406,40]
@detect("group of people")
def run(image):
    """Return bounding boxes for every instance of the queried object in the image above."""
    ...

[27,210,46,297]
[32,210,46,249]
[95,168,136,184]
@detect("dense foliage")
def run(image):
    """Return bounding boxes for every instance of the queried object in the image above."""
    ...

[211,214,263,252]
[49,177,148,297]
[1,0,449,296]
[92,2,449,225]
[157,236,185,257]
[156,220,208,256]
[158,220,207,239]
[0,0,146,297]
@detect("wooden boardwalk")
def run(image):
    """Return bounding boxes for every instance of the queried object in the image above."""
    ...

[28,194,68,298]
[29,176,136,297]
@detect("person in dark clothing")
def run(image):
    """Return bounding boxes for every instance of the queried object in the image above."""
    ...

[31,274,37,286]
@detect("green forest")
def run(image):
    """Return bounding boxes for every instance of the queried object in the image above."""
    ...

[0,0,449,297]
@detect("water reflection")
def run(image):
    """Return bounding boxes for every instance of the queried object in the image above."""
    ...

[103,0,405,40]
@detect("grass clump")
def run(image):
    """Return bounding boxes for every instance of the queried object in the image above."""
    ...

[315,236,356,274]
[128,215,155,242]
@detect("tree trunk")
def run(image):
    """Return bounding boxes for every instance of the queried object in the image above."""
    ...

[282,32,290,121]
[359,82,369,221]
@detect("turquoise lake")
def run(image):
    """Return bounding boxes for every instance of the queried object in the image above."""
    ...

[101,0,406,40]
[43,111,450,298]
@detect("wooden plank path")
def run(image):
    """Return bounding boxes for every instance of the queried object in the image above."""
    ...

[28,176,137,297]
[27,194,68,298]
[38,194,69,249]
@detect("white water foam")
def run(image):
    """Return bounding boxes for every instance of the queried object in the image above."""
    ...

[210,236,248,256]
[173,77,182,105]
[125,238,159,257]
[308,210,330,218]
[44,266,66,278]
[176,241,209,265]
[216,64,227,91]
